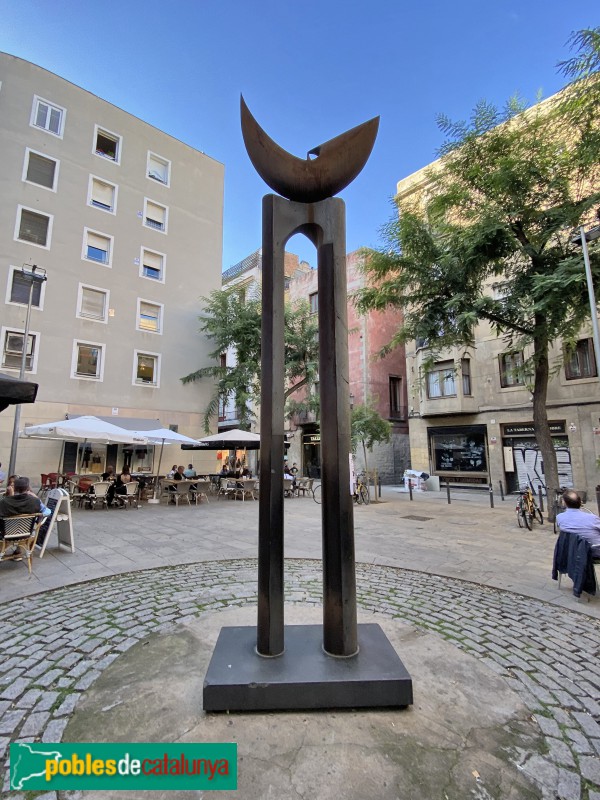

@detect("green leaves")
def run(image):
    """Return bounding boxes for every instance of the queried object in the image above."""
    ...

[181,287,319,431]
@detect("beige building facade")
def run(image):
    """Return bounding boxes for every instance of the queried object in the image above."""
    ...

[397,160,599,500]
[0,53,224,479]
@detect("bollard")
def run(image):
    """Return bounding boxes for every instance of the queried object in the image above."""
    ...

[446,480,451,504]
[489,483,494,508]
[538,486,544,513]
[378,476,382,499]
[499,480,505,501]
[408,480,413,501]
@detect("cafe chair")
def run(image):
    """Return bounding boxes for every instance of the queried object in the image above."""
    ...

[190,480,210,505]
[84,481,111,510]
[0,514,44,575]
[283,478,295,498]
[296,478,313,497]
[120,481,140,508]
[217,478,235,500]
[173,481,191,507]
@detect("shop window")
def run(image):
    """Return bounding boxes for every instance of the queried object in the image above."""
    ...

[499,351,524,387]
[426,361,456,398]
[430,431,487,474]
[564,338,597,380]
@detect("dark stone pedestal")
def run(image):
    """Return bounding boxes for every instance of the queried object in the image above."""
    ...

[203,623,413,712]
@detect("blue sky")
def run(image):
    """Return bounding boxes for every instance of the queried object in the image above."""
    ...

[2,1,596,271]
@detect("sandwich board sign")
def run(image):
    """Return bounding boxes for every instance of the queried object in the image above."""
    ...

[36,488,74,558]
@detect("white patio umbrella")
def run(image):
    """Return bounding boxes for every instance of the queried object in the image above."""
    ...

[126,427,204,502]
[21,415,148,475]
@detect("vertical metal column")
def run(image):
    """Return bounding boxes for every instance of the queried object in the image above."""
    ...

[257,195,286,656]
[318,238,358,657]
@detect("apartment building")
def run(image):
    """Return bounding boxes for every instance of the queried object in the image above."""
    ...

[287,250,410,483]
[396,162,600,500]
[0,53,224,477]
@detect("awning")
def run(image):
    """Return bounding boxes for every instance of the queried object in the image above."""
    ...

[70,415,162,431]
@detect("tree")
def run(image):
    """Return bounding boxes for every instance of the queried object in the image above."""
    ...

[350,403,391,499]
[356,28,600,518]
[181,286,319,431]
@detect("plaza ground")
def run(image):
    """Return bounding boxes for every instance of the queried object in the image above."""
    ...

[1,487,600,798]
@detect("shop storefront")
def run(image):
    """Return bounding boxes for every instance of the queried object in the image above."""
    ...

[302,431,321,479]
[427,425,489,485]
[501,421,573,494]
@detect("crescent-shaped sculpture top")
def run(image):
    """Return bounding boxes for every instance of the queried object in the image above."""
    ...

[241,96,379,204]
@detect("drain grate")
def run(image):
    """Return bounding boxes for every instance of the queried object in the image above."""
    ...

[401,514,433,522]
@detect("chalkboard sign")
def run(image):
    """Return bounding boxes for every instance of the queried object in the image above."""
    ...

[36,488,74,558]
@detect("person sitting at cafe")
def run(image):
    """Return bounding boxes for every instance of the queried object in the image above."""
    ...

[107,466,132,508]
[0,476,51,517]
[241,467,252,478]
[5,475,18,496]
[183,464,196,478]
[101,466,115,482]
[557,489,600,553]
[167,465,178,478]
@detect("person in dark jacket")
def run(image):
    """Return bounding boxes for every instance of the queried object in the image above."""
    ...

[0,476,51,517]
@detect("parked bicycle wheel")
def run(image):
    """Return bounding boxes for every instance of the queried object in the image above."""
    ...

[534,508,543,525]
[523,508,533,530]
[358,485,370,505]
[517,505,525,528]
[312,484,321,504]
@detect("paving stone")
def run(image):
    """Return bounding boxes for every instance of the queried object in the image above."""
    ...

[564,727,594,755]
[545,736,576,768]
[533,714,561,738]
[557,768,581,800]
[19,710,51,738]
[41,717,69,743]
[579,755,600,785]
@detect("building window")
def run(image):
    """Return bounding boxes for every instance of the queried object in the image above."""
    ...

[31,96,65,137]
[2,329,37,372]
[94,126,121,163]
[137,300,162,333]
[83,229,112,266]
[23,149,58,190]
[140,248,165,281]
[72,341,104,380]
[15,207,52,248]
[389,376,403,419]
[565,338,597,380]
[426,361,456,398]
[134,351,160,386]
[143,199,167,232]
[461,358,472,396]
[309,292,318,314]
[7,267,43,307]
[499,351,524,387]
[77,285,108,322]
[88,176,117,213]
[147,152,170,185]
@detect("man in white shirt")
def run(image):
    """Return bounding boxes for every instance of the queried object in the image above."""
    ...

[557,490,600,554]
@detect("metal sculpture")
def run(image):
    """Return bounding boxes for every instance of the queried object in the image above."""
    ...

[203,98,413,712]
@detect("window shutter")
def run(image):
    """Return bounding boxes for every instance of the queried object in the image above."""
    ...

[26,153,56,188]
[10,272,42,305]
[87,232,108,251]
[80,288,106,319]
[139,302,160,331]
[145,201,165,228]
[19,210,49,245]
[92,180,114,208]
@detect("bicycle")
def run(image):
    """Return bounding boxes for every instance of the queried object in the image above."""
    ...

[312,483,321,504]
[516,486,543,530]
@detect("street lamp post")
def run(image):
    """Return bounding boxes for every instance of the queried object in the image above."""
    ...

[8,265,47,476]
[573,224,600,380]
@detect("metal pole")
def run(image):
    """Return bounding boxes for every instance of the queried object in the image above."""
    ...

[489,483,494,508]
[446,480,451,504]
[8,278,35,477]
[499,480,505,501]
[538,486,544,513]
[408,479,413,500]
[579,226,600,379]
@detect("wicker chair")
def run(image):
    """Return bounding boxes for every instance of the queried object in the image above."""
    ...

[0,514,44,574]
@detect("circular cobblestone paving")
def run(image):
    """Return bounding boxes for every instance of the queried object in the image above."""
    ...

[2,559,600,799]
